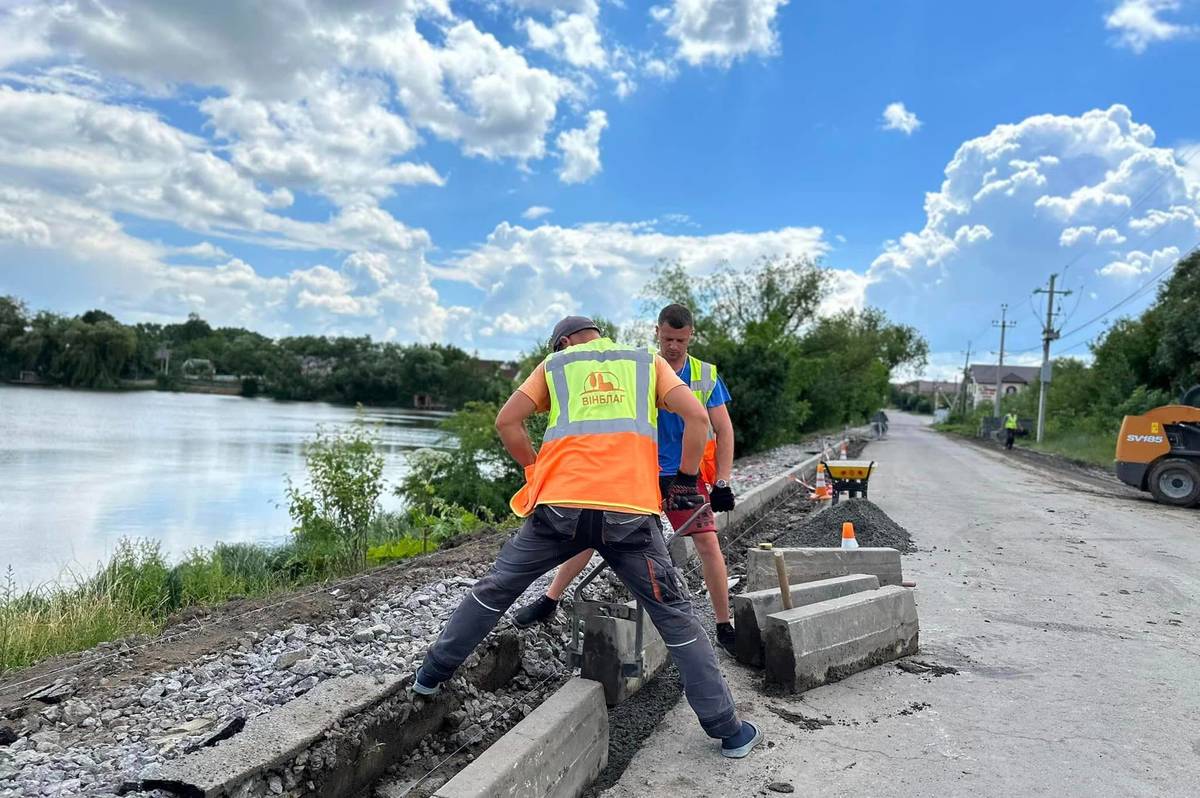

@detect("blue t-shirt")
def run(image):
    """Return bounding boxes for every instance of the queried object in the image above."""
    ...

[657,358,731,476]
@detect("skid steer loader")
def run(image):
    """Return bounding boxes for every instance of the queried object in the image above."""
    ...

[1115,385,1200,507]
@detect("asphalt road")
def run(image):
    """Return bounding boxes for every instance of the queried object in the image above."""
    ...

[601,412,1200,797]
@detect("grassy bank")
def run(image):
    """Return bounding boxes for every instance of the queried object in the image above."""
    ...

[0,509,488,675]
[934,420,1115,468]
[1026,430,1115,468]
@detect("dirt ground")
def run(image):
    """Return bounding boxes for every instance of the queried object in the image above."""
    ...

[0,532,508,720]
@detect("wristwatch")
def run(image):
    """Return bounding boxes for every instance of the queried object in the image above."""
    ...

[714,479,729,489]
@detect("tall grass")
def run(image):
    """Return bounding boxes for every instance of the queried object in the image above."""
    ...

[0,505,491,674]
[1029,430,1116,468]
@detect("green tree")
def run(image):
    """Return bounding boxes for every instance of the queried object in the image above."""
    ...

[1150,248,1200,391]
[56,317,137,388]
[0,296,28,378]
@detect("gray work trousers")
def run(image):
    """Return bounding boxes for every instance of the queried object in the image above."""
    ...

[420,505,741,739]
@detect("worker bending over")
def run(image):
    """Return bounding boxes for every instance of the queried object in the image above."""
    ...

[413,316,761,758]
[515,304,739,654]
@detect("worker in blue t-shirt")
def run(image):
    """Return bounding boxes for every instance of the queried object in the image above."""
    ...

[513,304,740,655]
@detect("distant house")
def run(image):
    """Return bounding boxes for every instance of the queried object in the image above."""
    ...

[181,358,215,380]
[967,364,1041,407]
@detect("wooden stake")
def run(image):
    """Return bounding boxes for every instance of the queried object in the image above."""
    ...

[774,552,793,610]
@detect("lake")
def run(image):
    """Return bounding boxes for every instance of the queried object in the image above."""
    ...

[0,385,450,588]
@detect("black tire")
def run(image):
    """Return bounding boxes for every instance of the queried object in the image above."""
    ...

[1147,458,1200,507]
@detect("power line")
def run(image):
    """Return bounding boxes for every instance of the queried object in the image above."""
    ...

[1055,240,1198,344]
[982,142,1199,318]
[1033,274,1072,443]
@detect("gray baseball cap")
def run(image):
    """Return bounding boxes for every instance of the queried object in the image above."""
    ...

[549,315,600,350]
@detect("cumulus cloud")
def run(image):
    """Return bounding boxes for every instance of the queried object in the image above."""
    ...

[441,219,851,351]
[1105,0,1197,53]
[882,102,921,135]
[2,1,571,172]
[1098,245,1181,277]
[557,110,609,184]
[523,4,607,69]
[868,104,1200,368]
[522,205,554,220]
[200,84,443,205]
[654,0,790,67]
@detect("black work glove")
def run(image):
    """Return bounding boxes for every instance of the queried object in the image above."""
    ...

[710,484,735,512]
[665,471,703,510]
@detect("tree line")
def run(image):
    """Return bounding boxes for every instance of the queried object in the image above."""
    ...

[0,297,511,408]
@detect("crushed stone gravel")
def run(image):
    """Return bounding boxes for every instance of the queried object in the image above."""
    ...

[772,498,916,553]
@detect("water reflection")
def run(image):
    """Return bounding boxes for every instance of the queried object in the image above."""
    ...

[0,385,451,587]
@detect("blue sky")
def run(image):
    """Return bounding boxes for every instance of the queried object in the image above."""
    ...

[1,0,1198,377]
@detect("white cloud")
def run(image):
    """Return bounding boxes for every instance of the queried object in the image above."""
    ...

[882,102,922,135]
[654,0,790,67]
[441,219,846,350]
[200,83,444,205]
[557,110,609,184]
[172,242,230,261]
[522,205,554,220]
[1105,0,1197,53]
[524,7,607,69]
[868,105,1200,364]
[3,1,571,170]
[367,20,567,163]
[1098,245,1180,277]
[610,70,636,98]
[1059,225,1128,246]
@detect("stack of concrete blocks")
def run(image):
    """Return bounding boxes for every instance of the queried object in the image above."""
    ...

[735,547,918,693]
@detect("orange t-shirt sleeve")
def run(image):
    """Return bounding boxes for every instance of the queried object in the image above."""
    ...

[653,355,688,409]
[516,362,551,412]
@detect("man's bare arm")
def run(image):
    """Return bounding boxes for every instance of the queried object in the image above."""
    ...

[663,384,707,475]
[708,403,735,482]
[495,391,538,467]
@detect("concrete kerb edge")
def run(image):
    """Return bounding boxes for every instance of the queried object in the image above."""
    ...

[432,678,608,798]
[140,633,523,798]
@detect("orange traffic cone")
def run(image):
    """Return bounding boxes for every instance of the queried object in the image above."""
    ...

[841,521,859,549]
[839,440,849,460]
[812,463,832,501]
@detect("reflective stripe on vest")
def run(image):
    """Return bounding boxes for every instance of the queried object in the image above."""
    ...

[543,346,656,442]
[687,354,717,406]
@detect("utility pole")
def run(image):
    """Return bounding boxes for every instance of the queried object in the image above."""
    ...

[991,305,1016,418]
[958,341,973,416]
[1033,273,1073,443]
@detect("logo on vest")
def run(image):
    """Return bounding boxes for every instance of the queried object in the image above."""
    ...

[581,371,626,406]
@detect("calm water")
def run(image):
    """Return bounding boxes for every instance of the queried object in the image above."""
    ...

[0,385,450,588]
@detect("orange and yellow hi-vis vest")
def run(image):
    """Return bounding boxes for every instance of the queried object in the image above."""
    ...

[510,338,662,517]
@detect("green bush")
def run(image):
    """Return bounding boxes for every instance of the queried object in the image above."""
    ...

[286,416,385,571]
[367,537,432,564]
